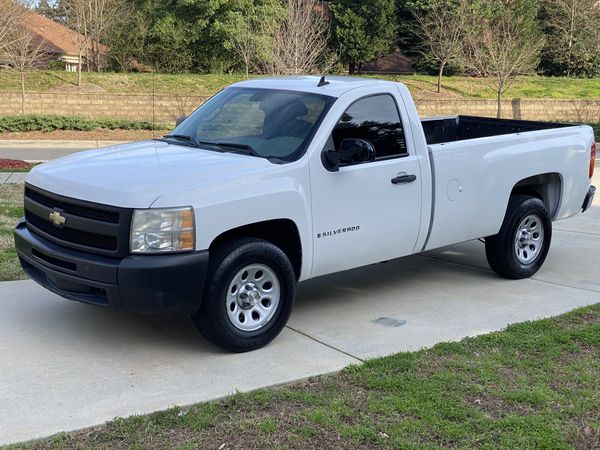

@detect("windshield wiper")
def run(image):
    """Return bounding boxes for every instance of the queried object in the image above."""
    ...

[163,134,202,148]
[216,142,259,157]
[163,135,260,157]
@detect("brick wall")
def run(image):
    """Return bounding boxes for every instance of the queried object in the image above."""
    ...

[1,91,599,124]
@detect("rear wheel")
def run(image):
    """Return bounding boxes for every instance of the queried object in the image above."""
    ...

[192,238,296,352]
[485,195,552,279]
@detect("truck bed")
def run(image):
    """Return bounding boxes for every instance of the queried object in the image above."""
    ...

[422,121,592,252]
[421,115,573,145]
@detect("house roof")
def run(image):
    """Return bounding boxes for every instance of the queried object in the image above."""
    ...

[23,12,109,57]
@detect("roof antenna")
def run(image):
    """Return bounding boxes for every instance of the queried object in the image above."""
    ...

[317,76,329,87]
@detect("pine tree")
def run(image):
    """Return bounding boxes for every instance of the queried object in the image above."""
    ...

[330,0,397,74]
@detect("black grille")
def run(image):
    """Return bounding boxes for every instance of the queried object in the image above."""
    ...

[25,187,120,224]
[26,211,118,251]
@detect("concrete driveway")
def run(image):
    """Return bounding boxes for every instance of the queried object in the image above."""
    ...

[1,175,598,445]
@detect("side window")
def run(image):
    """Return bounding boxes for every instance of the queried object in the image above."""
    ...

[331,94,407,160]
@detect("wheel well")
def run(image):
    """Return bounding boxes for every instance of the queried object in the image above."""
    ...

[209,219,302,280]
[510,173,562,219]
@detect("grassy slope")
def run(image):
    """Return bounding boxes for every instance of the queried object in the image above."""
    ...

[9,304,600,449]
[1,70,600,99]
[0,185,25,281]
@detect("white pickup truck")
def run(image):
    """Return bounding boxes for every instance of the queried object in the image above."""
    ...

[15,76,596,352]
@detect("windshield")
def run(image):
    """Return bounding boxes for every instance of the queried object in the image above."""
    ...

[168,87,335,162]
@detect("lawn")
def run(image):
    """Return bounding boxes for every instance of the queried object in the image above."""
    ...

[1,70,600,99]
[8,303,599,449]
[0,70,247,96]
[0,184,25,281]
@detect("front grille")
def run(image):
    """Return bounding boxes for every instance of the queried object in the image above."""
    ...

[26,211,118,251]
[24,184,131,257]
[25,187,120,224]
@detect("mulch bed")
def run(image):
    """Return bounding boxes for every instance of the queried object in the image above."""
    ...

[0,158,31,170]
[0,129,171,141]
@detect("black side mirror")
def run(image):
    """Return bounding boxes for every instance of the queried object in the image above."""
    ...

[322,138,375,172]
[175,115,187,127]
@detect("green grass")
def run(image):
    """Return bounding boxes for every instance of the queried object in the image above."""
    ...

[382,74,600,100]
[0,184,25,281]
[0,70,247,96]
[1,70,600,99]
[8,303,600,449]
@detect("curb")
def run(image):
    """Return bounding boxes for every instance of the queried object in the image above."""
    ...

[0,140,130,149]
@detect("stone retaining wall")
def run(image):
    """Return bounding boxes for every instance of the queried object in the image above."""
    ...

[414,98,600,123]
[1,91,599,124]
[0,92,209,124]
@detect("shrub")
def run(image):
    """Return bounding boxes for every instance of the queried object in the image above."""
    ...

[0,115,168,133]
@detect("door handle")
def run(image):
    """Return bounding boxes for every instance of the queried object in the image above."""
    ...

[391,174,417,185]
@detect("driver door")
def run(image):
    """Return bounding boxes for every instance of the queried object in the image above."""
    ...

[309,93,423,277]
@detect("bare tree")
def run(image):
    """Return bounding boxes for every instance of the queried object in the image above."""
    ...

[62,0,90,86]
[465,9,544,118]
[4,24,50,114]
[410,0,471,94]
[270,0,331,75]
[86,0,127,71]
[62,0,125,80]
[0,0,27,53]
[227,17,260,79]
[541,0,600,76]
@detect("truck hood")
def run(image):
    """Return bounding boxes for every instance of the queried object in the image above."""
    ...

[27,140,272,208]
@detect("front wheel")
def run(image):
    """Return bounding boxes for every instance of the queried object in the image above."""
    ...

[485,195,552,279]
[192,238,296,352]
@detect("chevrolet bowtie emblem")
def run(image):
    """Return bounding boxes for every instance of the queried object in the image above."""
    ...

[48,210,66,227]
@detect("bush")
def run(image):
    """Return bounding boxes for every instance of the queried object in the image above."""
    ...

[0,115,168,133]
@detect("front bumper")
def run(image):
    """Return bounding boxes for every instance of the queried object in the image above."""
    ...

[582,185,596,213]
[14,218,209,314]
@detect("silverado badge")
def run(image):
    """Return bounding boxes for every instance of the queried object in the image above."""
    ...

[48,210,66,227]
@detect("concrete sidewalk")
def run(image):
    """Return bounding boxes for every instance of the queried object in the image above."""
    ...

[0,172,27,185]
[1,185,598,445]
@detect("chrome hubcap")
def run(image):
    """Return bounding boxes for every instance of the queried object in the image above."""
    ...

[514,214,544,265]
[227,264,280,332]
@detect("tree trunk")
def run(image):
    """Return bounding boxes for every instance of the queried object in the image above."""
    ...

[357,62,363,75]
[95,39,100,71]
[77,50,82,87]
[348,61,355,75]
[496,85,502,118]
[20,71,25,115]
[437,61,446,94]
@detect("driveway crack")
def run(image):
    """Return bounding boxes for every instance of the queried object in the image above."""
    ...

[285,325,365,363]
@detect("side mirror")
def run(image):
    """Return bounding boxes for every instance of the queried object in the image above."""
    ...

[175,115,187,127]
[322,138,375,172]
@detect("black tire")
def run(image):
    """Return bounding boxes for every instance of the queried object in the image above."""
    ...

[192,238,296,352]
[485,195,552,279]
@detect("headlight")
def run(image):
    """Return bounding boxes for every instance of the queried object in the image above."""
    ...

[130,207,195,253]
